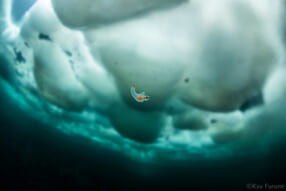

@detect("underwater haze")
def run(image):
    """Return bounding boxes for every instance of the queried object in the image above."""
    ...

[0,0,286,190]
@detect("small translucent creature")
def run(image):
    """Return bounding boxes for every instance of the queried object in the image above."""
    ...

[130,84,150,102]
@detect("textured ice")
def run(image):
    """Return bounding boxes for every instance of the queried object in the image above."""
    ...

[51,0,186,28]
[0,0,286,161]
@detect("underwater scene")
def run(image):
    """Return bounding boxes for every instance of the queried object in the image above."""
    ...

[0,0,286,190]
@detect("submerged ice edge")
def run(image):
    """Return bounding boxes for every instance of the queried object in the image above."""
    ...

[0,78,226,163]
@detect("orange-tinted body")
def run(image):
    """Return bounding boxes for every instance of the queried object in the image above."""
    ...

[131,84,150,103]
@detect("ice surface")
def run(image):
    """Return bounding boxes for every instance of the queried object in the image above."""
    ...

[0,0,286,160]
[51,0,186,28]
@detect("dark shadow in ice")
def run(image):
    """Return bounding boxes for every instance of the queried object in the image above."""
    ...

[210,119,218,124]
[184,77,189,83]
[38,33,52,41]
[239,92,264,112]
[13,48,26,63]
[24,42,30,48]
[64,50,72,57]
